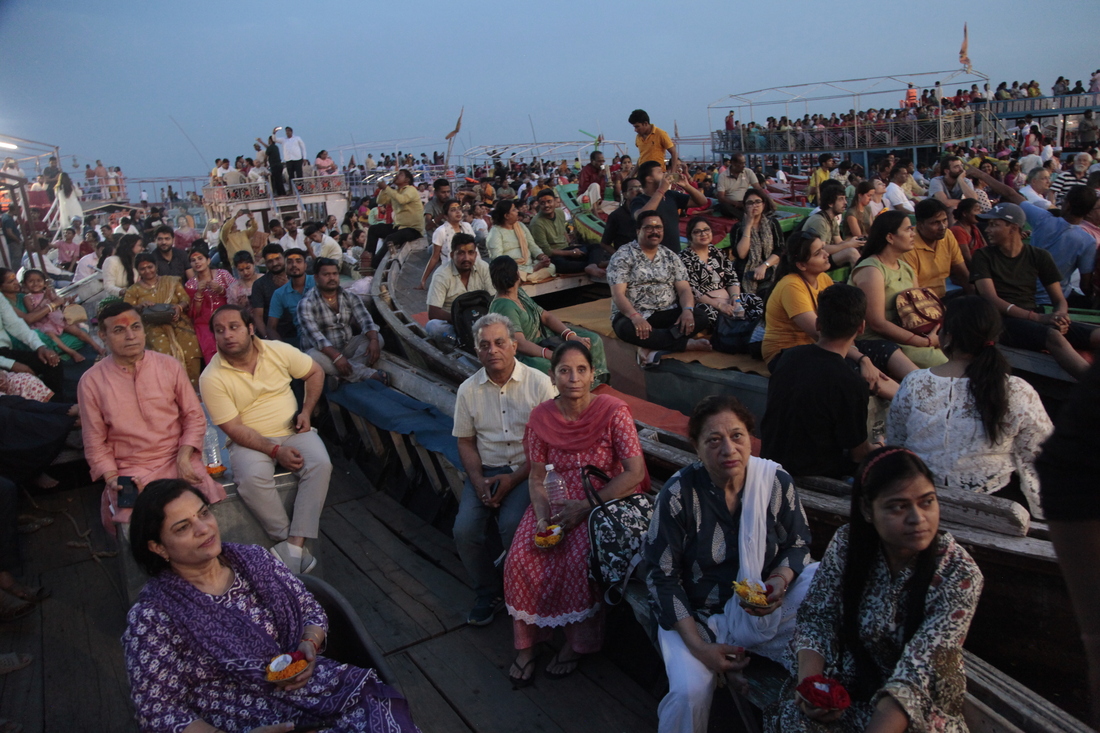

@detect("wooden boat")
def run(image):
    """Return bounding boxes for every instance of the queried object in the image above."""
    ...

[368,225,1088,724]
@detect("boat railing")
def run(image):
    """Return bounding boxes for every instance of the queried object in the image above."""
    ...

[293,174,348,196]
[712,111,978,153]
[202,180,271,205]
[980,92,1100,116]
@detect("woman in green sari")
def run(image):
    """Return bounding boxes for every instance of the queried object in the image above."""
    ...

[488,255,609,386]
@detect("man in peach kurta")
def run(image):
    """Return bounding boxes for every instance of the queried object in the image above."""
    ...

[78,301,226,533]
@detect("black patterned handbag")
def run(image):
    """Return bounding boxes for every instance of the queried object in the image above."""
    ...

[581,465,655,605]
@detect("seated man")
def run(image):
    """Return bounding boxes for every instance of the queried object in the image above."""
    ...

[761,284,878,478]
[970,203,1100,378]
[304,222,341,260]
[903,198,970,299]
[266,249,314,347]
[78,301,226,532]
[803,181,862,268]
[528,190,607,278]
[425,234,493,342]
[200,305,331,574]
[452,313,556,625]
[715,153,768,219]
[607,211,711,366]
[601,177,642,251]
[297,258,387,384]
[250,244,288,339]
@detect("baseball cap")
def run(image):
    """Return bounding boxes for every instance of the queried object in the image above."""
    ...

[978,202,1027,226]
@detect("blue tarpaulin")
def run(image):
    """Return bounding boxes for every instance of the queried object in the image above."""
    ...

[327,380,462,469]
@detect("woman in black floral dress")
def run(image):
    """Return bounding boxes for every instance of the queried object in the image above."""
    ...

[769,447,983,732]
[678,216,762,334]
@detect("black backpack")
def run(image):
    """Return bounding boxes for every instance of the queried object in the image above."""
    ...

[450,290,493,354]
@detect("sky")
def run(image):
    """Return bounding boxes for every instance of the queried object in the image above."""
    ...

[1,0,1097,186]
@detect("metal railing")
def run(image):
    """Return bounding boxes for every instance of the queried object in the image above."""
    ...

[712,112,978,153]
[202,180,271,205]
[292,175,348,196]
[979,92,1100,116]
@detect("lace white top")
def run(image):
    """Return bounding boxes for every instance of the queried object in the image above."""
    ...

[887,369,1053,517]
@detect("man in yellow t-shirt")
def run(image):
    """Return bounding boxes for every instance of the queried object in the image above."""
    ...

[200,305,331,575]
[806,153,835,205]
[902,198,970,299]
[629,109,678,171]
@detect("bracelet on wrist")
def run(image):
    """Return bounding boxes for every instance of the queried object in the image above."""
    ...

[269,444,281,461]
[1005,303,1015,316]
[301,637,320,655]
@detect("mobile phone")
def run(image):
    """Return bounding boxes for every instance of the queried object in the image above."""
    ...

[289,721,333,732]
[117,476,138,508]
[488,478,502,499]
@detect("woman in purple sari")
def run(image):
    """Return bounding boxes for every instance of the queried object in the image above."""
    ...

[121,480,419,733]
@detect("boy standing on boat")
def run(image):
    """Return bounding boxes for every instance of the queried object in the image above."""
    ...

[452,313,556,626]
[629,109,678,172]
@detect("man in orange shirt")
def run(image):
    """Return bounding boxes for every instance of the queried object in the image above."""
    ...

[629,109,678,172]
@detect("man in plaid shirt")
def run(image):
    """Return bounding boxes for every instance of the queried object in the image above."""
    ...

[296,258,389,384]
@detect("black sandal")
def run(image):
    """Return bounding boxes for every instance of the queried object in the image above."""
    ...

[509,655,537,689]
[544,649,581,680]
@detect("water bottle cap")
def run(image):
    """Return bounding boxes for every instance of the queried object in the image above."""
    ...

[545,464,554,471]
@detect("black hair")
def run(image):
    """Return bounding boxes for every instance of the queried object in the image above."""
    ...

[686,215,711,242]
[489,255,520,292]
[117,234,144,286]
[313,257,339,273]
[134,252,157,268]
[817,283,866,340]
[97,241,116,269]
[1063,184,1098,219]
[628,109,650,125]
[232,250,254,266]
[188,241,211,260]
[210,303,253,331]
[549,340,592,371]
[636,160,662,185]
[303,223,321,239]
[451,232,477,251]
[854,180,875,198]
[942,296,1009,442]
[97,299,138,326]
[154,224,174,238]
[955,198,981,220]
[433,178,450,191]
[536,188,557,201]
[687,394,755,445]
[914,197,948,223]
[129,479,211,576]
[774,228,821,282]
[20,268,45,284]
[589,150,603,162]
[261,243,284,259]
[858,210,909,264]
[842,447,938,700]
[490,200,517,226]
[818,182,846,209]
[818,152,834,166]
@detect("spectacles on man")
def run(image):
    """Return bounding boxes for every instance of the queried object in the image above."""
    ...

[641,225,664,232]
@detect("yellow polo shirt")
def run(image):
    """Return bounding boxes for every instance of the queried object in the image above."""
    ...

[200,338,314,437]
[636,126,674,168]
[901,229,965,299]
[807,167,830,202]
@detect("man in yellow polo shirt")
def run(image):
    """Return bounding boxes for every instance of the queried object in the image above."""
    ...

[200,304,331,574]
[902,198,971,299]
[629,109,678,171]
[806,153,835,205]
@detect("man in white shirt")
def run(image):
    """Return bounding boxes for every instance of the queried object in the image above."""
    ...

[304,223,340,260]
[883,165,915,213]
[112,217,141,237]
[274,126,307,184]
[1018,147,1044,177]
[452,312,555,626]
[279,216,308,253]
[1020,167,1054,210]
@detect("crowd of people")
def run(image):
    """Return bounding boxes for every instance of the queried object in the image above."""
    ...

[0,99,1098,732]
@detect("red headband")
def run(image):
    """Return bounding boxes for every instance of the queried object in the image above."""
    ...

[860,447,914,485]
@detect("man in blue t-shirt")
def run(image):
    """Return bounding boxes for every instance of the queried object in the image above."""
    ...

[266,249,314,348]
[1020,186,1097,307]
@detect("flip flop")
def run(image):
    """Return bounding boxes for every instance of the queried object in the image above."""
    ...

[509,654,537,689]
[544,649,581,680]
[17,517,53,535]
[370,370,391,387]
[0,653,32,676]
[1,583,50,603]
[0,594,33,623]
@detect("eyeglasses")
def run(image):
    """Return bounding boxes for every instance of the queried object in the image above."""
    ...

[641,225,664,232]
[692,228,712,235]
[745,200,764,206]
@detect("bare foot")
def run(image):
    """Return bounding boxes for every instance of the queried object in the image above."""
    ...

[33,473,58,490]
[686,338,713,352]
[71,352,86,363]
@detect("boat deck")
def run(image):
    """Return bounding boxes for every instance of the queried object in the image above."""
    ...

[0,450,667,733]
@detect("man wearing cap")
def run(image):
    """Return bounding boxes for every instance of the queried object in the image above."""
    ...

[969,201,1100,378]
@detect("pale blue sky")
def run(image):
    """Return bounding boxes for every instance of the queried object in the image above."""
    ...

[1,0,1096,182]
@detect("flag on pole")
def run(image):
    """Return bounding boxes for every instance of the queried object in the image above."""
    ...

[445,108,464,141]
[959,23,972,73]
[674,120,680,139]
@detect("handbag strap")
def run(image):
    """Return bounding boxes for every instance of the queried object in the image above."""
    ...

[581,465,613,510]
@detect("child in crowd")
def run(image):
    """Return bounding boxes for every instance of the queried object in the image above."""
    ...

[20,270,105,362]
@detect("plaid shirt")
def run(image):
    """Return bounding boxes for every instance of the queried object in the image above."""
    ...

[296,287,378,352]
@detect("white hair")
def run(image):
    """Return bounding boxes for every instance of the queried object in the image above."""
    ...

[473,312,516,343]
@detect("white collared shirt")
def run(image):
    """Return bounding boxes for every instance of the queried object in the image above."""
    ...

[280,231,307,252]
[453,360,556,469]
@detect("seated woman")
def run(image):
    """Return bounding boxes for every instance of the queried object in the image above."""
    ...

[842,180,875,239]
[314,150,338,176]
[124,253,203,387]
[769,447,983,733]
[644,395,815,733]
[679,215,762,336]
[227,250,261,307]
[488,256,608,384]
[728,192,785,298]
[185,243,236,362]
[2,269,102,363]
[503,343,645,686]
[102,233,144,297]
[122,479,420,733]
[888,296,1052,517]
[761,233,896,398]
[486,200,555,283]
[850,211,948,371]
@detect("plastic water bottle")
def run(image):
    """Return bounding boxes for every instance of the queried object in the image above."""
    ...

[544,465,567,518]
[203,423,223,469]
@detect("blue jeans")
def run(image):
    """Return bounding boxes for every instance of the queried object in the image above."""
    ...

[452,465,530,602]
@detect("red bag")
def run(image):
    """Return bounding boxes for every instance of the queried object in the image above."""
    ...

[796,674,851,710]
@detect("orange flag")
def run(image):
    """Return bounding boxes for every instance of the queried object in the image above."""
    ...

[959,23,971,73]
[445,108,464,141]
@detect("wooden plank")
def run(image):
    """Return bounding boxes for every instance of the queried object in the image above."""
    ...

[389,431,418,480]
[437,455,467,502]
[318,531,431,654]
[0,577,43,733]
[361,493,470,586]
[40,561,137,732]
[331,502,473,629]
[410,439,445,496]
[964,651,1092,733]
[521,273,592,296]
[348,412,386,456]
[386,652,473,733]
[324,453,374,508]
[1001,346,1075,383]
[964,694,1026,733]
